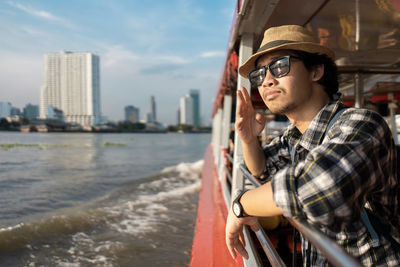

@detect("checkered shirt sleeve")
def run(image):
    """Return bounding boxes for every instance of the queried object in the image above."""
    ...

[263,101,400,266]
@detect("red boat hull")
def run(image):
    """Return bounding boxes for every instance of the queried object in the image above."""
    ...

[190,144,244,267]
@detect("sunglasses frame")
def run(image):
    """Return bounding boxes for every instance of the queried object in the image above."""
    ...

[248,55,301,87]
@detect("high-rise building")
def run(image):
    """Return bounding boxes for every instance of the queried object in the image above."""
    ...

[40,51,101,126]
[10,107,21,116]
[189,89,200,126]
[0,102,11,118]
[125,105,140,122]
[146,112,153,123]
[177,108,181,125]
[180,95,194,125]
[150,95,156,122]
[23,104,39,119]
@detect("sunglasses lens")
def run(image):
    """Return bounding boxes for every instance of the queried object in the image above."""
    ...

[249,56,294,86]
[249,68,265,86]
[270,57,290,78]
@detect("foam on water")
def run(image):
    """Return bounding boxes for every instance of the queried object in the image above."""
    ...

[106,160,203,235]
[161,159,203,177]
[0,160,203,266]
[52,232,121,266]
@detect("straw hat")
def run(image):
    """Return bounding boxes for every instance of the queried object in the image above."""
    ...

[238,25,335,78]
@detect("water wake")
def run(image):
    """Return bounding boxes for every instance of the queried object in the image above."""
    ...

[0,160,203,266]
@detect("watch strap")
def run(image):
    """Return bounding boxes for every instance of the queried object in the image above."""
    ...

[233,189,248,218]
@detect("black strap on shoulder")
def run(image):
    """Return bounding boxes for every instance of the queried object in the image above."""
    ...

[321,107,347,142]
[289,108,348,264]
[365,209,400,251]
[324,107,400,250]
[291,107,347,163]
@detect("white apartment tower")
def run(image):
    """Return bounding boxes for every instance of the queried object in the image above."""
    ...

[40,51,101,126]
[180,95,194,125]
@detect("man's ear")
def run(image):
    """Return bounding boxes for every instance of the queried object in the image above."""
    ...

[311,64,324,82]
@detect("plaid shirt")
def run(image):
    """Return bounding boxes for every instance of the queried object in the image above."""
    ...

[262,97,400,266]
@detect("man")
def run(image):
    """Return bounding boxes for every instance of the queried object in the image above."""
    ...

[225,25,400,266]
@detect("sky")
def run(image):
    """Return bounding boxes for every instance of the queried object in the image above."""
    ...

[0,0,234,125]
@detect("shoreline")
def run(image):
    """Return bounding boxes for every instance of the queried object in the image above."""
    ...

[0,129,211,134]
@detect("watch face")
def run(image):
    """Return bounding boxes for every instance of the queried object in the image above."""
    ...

[233,202,241,217]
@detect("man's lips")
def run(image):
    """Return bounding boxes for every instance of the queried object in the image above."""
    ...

[265,90,281,100]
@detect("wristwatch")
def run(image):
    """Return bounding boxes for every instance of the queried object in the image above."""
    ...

[232,190,248,218]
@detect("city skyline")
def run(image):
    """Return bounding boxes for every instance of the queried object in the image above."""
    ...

[0,1,233,125]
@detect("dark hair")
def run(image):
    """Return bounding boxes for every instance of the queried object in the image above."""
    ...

[291,50,338,99]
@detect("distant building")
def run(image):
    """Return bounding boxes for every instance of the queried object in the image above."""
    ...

[146,112,153,123]
[47,106,65,121]
[177,108,181,125]
[180,95,194,125]
[125,105,139,122]
[145,121,166,132]
[149,95,156,122]
[23,104,39,119]
[189,89,201,126]
[178,89,201,126]
[40,51,101,126]
[10,107,21,116]
[0,102,11,118]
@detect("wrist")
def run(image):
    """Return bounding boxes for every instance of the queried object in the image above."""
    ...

[232,190,249,218]
[242,137,260,147]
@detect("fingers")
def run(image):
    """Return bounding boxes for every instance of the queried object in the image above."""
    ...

[248,219,260,232]
[225,210,250,260]
[226,237,237,259]
[240,86,252,104]
[235,239,249,259]
[255,113,267,127]
[236,89,244,117]
[236,87,251,109]
[235,88,247,131]
[226,232,249,260]
[239,230,246,248]
[226,220,260,260]
[236,87,254,120]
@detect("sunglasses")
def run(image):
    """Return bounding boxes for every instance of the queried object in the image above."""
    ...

[248,55,301,87]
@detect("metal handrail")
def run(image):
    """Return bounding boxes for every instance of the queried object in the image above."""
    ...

[237,164,286,267]
[254,226,286,267]
[239,164,362,267]
[226,153,233,163]
[224,166,233,183]
[287,218,361,267]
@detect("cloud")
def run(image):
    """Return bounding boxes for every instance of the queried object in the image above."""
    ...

[139,63,182,75]
[7,1,75,28]
[20,26,46,37]
[102,45,140,68]
[101,44,190,76]
[158,55,189,65]
[0,52,43,107]
[200,51,225,58]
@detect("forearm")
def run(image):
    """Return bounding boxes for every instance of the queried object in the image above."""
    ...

[241,182,283,217]
[242,138,266,177]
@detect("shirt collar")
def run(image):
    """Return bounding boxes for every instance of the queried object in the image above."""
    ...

[287,93,345,152]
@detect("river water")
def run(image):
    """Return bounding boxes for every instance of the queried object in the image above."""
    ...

[0,132,210,266]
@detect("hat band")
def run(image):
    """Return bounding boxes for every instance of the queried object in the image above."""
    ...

[257,40,297,53]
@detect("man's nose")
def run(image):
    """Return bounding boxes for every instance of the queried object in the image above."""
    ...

[261,69,276,87]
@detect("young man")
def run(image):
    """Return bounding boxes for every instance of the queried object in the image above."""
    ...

[225,25,400,266]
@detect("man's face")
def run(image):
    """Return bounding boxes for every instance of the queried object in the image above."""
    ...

[255,50,315,115]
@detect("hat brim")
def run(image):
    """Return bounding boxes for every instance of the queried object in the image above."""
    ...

[238,42,335,78]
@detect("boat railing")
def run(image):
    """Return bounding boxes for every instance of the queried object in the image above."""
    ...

[222,154,285,266]
[239,164,362,267]
[225,153,233,183]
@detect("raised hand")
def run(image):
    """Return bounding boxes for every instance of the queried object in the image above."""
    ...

[235,87,266,144]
